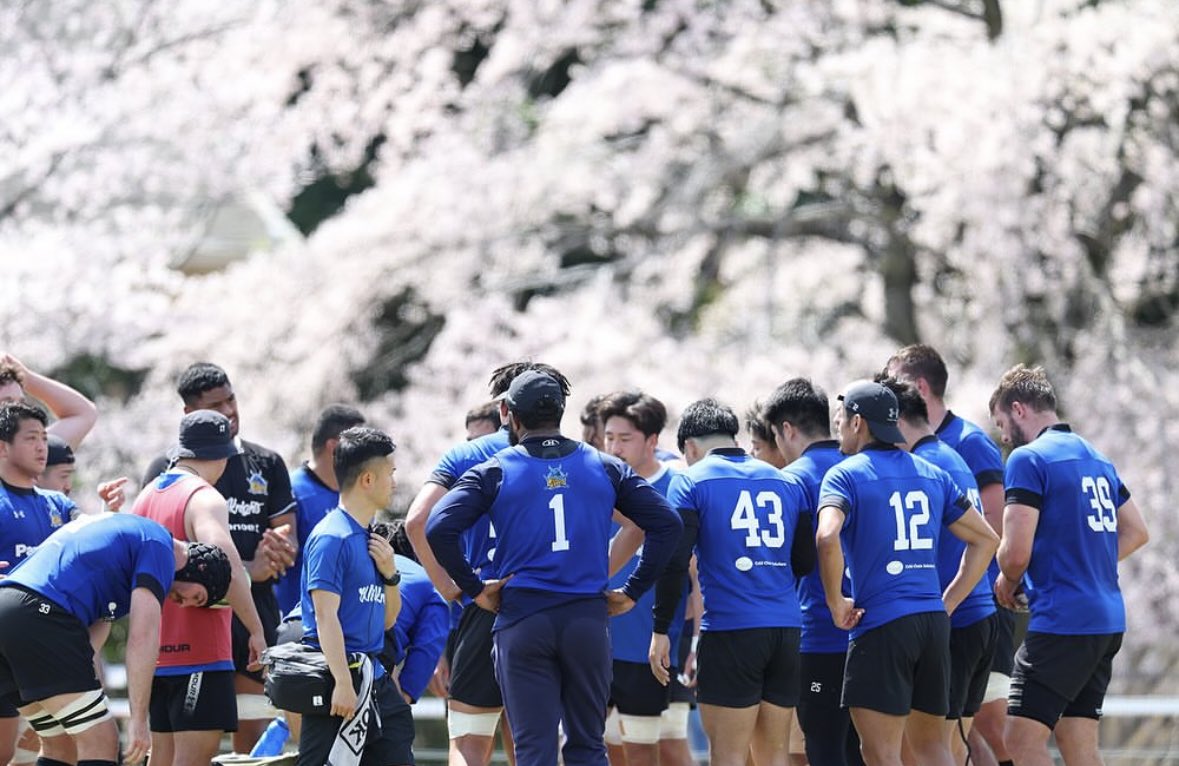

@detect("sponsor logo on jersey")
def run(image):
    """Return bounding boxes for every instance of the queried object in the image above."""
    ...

[544,465,568,490]
[227,497,265,518]
[358,584,385,604]
[247,470,268,496]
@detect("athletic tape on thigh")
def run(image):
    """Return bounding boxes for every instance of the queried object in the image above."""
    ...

[49,690,111,736]
[658,702,690,740]
[237,693,279,720]
[984,671,1011,704]
[27,712,66,738]
[619,714,662,745]
[604,708,623,745]
[10,716,39,764]
[447,709,500,739]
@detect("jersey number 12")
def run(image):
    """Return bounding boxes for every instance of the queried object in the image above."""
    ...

[889,490,933,551]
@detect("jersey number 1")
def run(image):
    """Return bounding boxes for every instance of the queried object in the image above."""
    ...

[550,494,571,552]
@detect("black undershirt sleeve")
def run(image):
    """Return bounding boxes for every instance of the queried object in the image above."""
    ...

[1005,488,1043,510]
[652,508,698,635]
[790,512,815,578]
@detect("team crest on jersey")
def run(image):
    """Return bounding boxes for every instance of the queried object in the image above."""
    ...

[247,470,268,495]
[48,505,63,527]
[544,466,568,490]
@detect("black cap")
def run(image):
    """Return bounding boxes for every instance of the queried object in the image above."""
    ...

[506,370,565,419]
[839,381,905,444]
[46,435,75,467]
[170,411,240,461]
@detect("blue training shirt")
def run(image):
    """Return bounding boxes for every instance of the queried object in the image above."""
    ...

[2,512,175,624]
[301,508,388,675]
[0,481,76,568]
[782,441,850,653]
[819,445,969,638]
[912,435,996,629]
[1004,424,1128,635]
[669,449,806,632]
[275,464,340,615]
[427,435,682,631]
[384,555,448,702]
[609,465,687,664]
[937,411,1006,587]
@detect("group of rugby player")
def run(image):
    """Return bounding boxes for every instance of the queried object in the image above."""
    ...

[0,344,1151,766]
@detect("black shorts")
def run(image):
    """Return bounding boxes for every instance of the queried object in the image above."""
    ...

[949,613,999,719]
[843,611,951,717]
[0,697,17,718]
[610,660,670,717]
[696,628,800,709]
[989,605,1017,676]
[149,671,238,733]
[447,603,502,709]
[0,587,100,704]
[233,585,280,683]
[297,674,414,766]
[1008,631,1123,729]
[669,627,695,705]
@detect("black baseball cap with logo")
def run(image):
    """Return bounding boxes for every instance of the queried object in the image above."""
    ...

[169,410,240,461]
[505,370,565,419]
[839,381,905,444]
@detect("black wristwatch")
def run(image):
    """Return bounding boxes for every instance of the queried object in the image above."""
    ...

[380,570,401,587]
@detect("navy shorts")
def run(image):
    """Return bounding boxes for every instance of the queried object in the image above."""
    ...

[843,611,950,716]
[696,628,800,709]
[1008,631,1122,729]
[448,603,502,709]
[297,673,414,766]
[149,670,238,733]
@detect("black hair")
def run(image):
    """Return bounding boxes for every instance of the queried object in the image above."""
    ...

[0,402,48,443]
[597,391,667,438]
[175,542,233,605]
[580,393,607,426]
[676,398,740,452]
[464,401,501,430]
[334,426,396,490]
[886,344,949,399]
[311,404,366,452]
[0,361,23,389]
[744,402,774,443]
[176,362,231,406]
[487,361,572,398]
[876,375,928,424]
[761,378,830,439]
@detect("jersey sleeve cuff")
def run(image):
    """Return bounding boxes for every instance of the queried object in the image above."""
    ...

[1005,487,1043,510]
[818,495,851,514]
[974,469,1005,488]
[135,573,166,605]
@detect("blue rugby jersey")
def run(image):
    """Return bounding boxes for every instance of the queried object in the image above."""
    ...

[819,445,969,638]
[427,436,682,631]
[2,512,174,624]
[912,435,996,628]
[430,427,513,584]
[937,411,1006,585]
[275,464,340,615]
[669,449,807,632]
[782,441,850,653]
[608,466,686,663]
[1004,424,1128,635]
[301,508,388,675]
[0,480,75,568]
[385,554,448,702]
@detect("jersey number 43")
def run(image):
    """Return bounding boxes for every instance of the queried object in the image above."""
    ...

[730,490,786,548]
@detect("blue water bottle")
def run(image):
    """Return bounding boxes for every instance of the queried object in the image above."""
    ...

[250,716,291,757]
